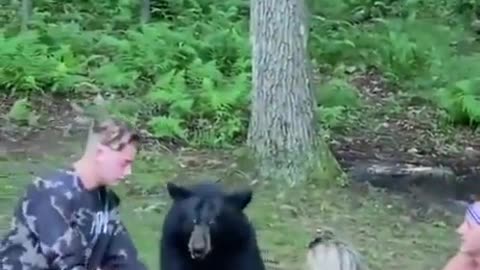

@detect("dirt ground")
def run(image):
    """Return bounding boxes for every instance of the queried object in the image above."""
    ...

[333,69,480,177]
[2,69,480,184]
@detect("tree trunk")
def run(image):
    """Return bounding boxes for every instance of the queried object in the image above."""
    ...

[20,0,32,31]
[248,0,341,185]
[139,0,150,24]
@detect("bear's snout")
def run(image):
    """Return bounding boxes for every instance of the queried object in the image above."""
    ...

[188,224,212,260]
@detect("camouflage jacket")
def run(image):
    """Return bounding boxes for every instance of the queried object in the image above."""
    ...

[0,168,148,270]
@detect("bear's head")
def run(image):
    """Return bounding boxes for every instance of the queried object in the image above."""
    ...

[166,181,253,260]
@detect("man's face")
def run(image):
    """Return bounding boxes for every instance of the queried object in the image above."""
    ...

[94,142,137,186]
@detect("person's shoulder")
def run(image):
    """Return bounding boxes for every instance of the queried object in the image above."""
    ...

[24,167,84,201]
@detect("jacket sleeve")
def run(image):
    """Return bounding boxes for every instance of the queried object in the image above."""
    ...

[21,182,87,270]
[101,212,148,270]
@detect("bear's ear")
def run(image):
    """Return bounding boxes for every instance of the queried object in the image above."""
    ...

[225,189,252,210]
[166,182,192,201]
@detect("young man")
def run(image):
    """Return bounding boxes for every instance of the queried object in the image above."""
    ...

[443,201,480,270]
[0,118,148,270]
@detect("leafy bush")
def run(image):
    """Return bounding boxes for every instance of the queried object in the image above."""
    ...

[3,0,480,147]
[436,77,480,126]
[308,0,480,126]
[0,0,251,147]
[316,78,361,108]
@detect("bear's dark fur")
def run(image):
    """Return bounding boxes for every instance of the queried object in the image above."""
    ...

[159,181,265,270]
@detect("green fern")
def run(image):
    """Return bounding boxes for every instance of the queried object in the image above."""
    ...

[436,78,480,125]
[4,0,480,146]
[148,116,186,140]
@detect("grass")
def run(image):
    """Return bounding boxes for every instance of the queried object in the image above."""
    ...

[0,147,461,270]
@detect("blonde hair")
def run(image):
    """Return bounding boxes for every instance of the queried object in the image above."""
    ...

[85,117,140,153]
[306,229,368,270]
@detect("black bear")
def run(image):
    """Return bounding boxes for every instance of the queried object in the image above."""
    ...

[159,181,265,270]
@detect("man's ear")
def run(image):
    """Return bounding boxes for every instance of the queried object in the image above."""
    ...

[95,144,107,160]
[166,182,192,201]
[225,189,252,210]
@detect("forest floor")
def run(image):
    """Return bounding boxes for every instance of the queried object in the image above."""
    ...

[0,69,474,269]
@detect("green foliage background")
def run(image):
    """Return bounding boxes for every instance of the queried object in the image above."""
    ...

[2,0,480,147]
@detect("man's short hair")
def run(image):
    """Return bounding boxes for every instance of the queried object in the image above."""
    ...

[87,117,140,151]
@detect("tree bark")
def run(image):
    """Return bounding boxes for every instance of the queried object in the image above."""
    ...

[20,0,32,31]
[248,0,340,185]
[139,0,150,24]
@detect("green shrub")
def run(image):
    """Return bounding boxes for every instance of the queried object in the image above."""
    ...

[3,0,480,147]
[316,78,361,108]
[0,1,251,147]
